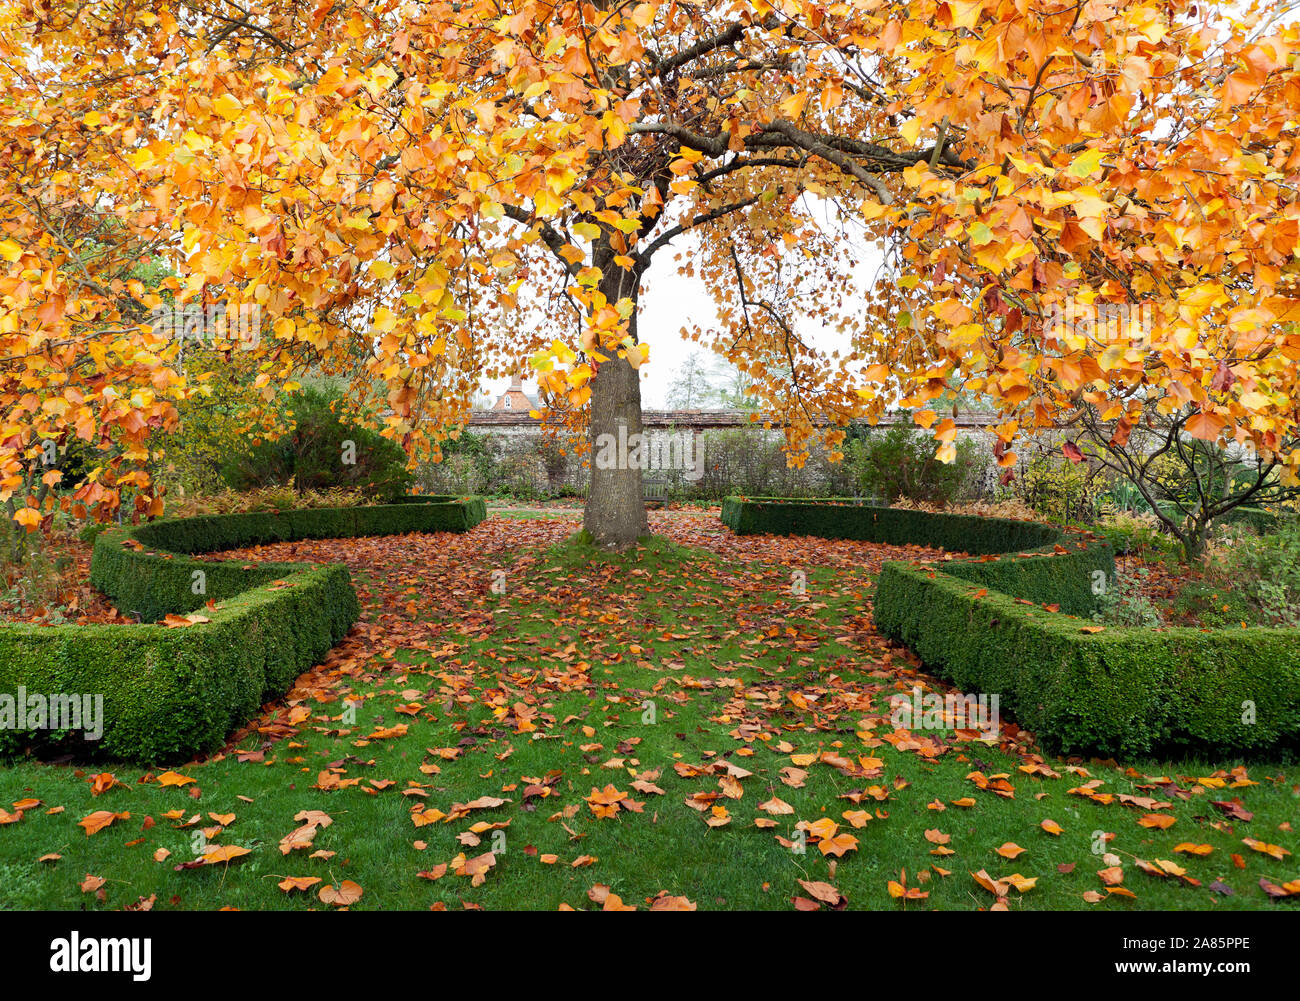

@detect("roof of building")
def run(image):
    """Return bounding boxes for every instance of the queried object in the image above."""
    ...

[490,375,537,412]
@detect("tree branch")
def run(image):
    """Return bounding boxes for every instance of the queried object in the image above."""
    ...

[637,194,762,265]
[501,204,583,279]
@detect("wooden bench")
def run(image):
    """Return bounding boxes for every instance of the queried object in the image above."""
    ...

[643,476,668,509]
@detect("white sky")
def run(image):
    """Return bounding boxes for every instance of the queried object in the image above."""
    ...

[483,217,883,409]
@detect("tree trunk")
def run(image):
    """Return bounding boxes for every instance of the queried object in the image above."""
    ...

[1182,516,1211,563]
[583,270,648,549]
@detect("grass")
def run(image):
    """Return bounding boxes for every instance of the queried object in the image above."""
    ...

[0,524,1297,911]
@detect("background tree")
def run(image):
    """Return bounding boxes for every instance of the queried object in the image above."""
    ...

[155,344,269,497]
[6,1,1300,550]
[1072,403,1300,559]
[664,351,726,410]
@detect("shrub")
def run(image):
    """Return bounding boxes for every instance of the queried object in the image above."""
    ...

[874,561,1300,758]
[1094,511,1177,558]
[1096,476,1152,515]
[888,497,1040,522]
[1017,452,1101,523]
[163,485,367,519]
[1162,520,1300,628]
[1170,580,1260,630]
[847,424,989,506]
[156,347,266,495]
[416,425,864,501]
[722,495,1063,550]
[723,497,1298,757]
[1258,580,1300,628]
[1092,567,1165,628]
[0,497,485,762]
[1219,505,1292,534]
[0,523,67,618]
[222,387,412,500]
[0,562,357,762]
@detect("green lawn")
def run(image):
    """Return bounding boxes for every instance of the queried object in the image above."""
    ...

[1,516,1296,911]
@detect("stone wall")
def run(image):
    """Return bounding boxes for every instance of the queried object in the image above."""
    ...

[416,410,1003,500]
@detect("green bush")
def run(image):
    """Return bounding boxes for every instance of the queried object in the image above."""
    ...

[1162,519,1300,628]
[0,497,485,762]
[847,424,989,505]
[721,496,1064,553]
[1096,477,1153,516]
[89,498,485,623]
[1017,452,1100,523]
[1092,567,1166,628]
[415,426,864,502]
[1219,505,1291,533]
[1093,512,1177,558]
[222,387,412,500]
[723,497,1299,757]
[873,562,1300,758]
[1169,580,1257,630]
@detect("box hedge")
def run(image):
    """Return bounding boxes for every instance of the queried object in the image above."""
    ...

[873,561,1300,758]
[0,497,485,763]
[723,497,1299,758]
[722,496,1064,553]
[1218,505,1293,533]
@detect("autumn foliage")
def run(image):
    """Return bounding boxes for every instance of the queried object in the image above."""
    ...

[4,1,1300,536]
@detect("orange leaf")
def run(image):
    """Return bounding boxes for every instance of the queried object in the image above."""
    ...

[78,810,127,836]
[319,880,364,906]
[277,876,322,892]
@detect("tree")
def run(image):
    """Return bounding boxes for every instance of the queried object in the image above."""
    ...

[6,2,1300,550]
[1071,404,1300,560]
[665,351,725,410]
[851,423,986,507]
[158,345,270,496]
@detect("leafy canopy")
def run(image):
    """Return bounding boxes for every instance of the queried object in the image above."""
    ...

[4,0,1300,527]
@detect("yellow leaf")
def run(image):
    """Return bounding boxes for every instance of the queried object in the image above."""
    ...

[1067,148,1105,179]
[948,0,985,31]
[212,94,243,121]
[779,92,809,119]
[534,189,563,217]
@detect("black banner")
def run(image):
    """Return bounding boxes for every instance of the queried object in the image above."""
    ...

[0,907,1294,988]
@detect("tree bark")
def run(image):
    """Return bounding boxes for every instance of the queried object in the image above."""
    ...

[583,269,648,548]
[1182,516,1211,563]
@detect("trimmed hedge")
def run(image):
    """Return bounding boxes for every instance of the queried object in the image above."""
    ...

[723,497,1300,758]
[721,496,1063,554]
[0,497,485,763]
[1219,505,1293,533]
[874,562,1300,758]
